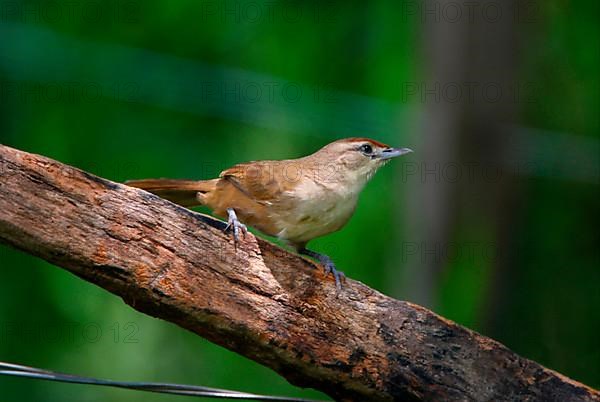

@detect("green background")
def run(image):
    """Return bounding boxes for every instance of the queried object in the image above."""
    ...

[1,1,598,400]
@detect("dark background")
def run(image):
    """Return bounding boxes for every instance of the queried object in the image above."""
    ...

[0,1,598,400]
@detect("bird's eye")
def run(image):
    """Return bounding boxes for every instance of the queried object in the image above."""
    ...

[359,144,373,154]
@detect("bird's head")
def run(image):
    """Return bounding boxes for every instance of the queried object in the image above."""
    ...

[313,137,413,188]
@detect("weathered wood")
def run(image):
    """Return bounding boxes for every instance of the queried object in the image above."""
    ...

[0,144,597,402]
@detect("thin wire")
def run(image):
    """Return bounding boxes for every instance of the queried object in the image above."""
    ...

[0,362,327,402]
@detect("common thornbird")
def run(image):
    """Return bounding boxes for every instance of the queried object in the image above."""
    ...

[126,138,412,289]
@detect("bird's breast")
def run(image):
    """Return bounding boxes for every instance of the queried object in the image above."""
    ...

[273,178,359,244]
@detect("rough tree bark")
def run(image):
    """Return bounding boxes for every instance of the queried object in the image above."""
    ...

[0,144,597,402]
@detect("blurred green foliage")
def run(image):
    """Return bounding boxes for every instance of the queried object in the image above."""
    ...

[0,0,598,400]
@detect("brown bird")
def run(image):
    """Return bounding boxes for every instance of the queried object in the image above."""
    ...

[126,138,412,288]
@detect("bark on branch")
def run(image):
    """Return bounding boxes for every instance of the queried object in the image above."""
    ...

[0,144,597,402]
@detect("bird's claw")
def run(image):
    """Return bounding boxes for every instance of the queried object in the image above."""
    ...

[299,248,345,290]
[225,208,247,247]
[324,262,345,290]
[225,219,247,241]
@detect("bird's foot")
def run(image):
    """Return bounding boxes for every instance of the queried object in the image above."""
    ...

[224,208,247,247]
[323,260,346,290]
[300,249,345,290]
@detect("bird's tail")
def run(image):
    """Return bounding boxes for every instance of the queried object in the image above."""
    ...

[125,178,218,207]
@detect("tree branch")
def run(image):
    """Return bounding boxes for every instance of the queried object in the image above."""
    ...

[0,144,597,402]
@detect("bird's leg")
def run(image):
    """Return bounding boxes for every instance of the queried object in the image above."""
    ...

[299,248,345,290]
[224,208,247,246]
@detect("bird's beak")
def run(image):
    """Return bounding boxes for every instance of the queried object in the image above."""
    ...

[379,147,413,160]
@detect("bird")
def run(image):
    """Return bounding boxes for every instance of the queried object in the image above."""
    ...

[126,138,412,289]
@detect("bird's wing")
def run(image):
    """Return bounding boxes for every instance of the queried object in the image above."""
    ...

[219,161,287,205]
